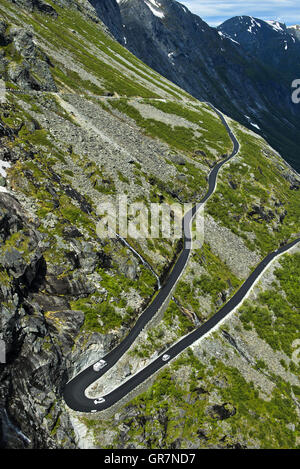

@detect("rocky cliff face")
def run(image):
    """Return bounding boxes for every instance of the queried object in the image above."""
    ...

[93,0,300,172]
[7,0,59,16]
[88,0,124,42]
[0,164,117,448]
[0,20,57,92]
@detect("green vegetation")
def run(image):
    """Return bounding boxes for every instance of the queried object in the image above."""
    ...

[149,160,207,202]
[217,365,298,448]
[0,267,11,286]
[173,243,241,319]
[111,100,196,152]
[275,253,300,307]
[137,266,158,298]
[84,349,299,449]
[130,300,193,359]
[71,263,157,334]
[147,100,232,156]
[110,99,231,163]
[207,129,300,255]
[239,252,300,360]
[0,0,188,99]
[117,171,130,184]
[0,229,33,265]
[72,294,122,333]
[164,300,194,335]
[71,268,133,333]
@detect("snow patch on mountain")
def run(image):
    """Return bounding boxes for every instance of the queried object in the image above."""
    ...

[247,17,262,34]
[265,21,284,33]
[245,115,260,130]
[144,0,165,18]
[218,31,240,45]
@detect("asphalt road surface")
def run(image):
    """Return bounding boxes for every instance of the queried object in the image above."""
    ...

[63,106,299,413]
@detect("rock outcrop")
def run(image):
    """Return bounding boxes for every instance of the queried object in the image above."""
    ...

[0,21,57,92]
[0,191,117,448]
[7,0,58,17]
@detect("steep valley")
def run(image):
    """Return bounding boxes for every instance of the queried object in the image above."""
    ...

[97,0,300,172]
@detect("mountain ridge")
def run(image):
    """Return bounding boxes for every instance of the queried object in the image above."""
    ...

[93,0,300,172]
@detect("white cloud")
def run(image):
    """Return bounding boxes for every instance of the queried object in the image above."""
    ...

[179,0,300,26]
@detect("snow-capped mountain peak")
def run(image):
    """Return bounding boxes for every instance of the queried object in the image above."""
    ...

[117,0,165,19]
[264,20,285,32]
[218,15,299,53]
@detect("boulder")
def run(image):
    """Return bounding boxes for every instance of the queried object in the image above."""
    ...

[7,0,58,18]
[45,273,96,297]
[44,310,85,353]
[1,22,57,92]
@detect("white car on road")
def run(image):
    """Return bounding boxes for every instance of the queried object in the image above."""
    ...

[93,360,107,372]
[94,398,105,405]
[162,354,170,362]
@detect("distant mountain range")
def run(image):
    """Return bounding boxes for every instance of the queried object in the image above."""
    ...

[288,24,300,41]
[218,17,300,83]
[94,0,300,171]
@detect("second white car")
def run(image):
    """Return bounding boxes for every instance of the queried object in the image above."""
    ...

[93,360,107,372]
[94,398,105,405]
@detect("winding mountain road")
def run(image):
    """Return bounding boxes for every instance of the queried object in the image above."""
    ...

[63,105,299,413]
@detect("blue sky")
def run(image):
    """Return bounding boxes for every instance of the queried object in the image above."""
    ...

[180,0,300,26]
